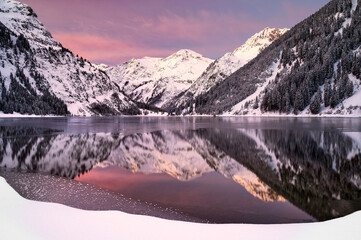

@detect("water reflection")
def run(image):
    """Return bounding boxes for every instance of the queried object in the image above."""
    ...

[0,125,360,222]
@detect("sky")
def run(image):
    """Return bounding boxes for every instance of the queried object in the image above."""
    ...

[20,0,330,66]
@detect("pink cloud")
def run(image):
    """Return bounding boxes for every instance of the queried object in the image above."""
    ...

[53,32,175,64]
[52,8,264,65]
[20,0,271,64]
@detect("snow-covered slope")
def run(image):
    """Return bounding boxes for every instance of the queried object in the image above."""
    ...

[193,28,288,97]
[99,49,213,108]
[167,28,288,112]
[0,0,139,116]
[232,28,289,63]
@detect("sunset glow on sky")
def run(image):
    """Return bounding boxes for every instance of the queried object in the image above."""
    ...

[21,0,329,65]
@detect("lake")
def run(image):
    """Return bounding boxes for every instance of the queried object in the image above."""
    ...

[0,117,360,224]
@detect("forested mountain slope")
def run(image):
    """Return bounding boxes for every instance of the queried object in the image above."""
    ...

[172,0,361,116]
[0,0,139,116]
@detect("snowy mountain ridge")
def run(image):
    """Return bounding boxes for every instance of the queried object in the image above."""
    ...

[167,28,288,112]
[100,28,288,111]
[99,49,213,108]
[232,27,289,62]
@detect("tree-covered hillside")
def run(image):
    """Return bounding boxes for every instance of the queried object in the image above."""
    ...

[0,23,68,115]
[173,0,361,116]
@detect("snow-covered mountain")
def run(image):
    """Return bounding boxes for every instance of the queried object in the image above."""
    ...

[0,0,139,116]
[178,0,361,116]
[166,28,288,113]
[99,49,213,108]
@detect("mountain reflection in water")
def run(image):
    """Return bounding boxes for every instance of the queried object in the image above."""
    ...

[0,122,360,223]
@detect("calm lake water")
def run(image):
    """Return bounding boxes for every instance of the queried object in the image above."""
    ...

[0,117,360,224]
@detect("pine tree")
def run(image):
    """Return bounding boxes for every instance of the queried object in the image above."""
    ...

[330,86,339,108]
[310,89,322,114]
[337,75,347,100]
[346,80,354,97]
[294,91,304,113]
[324,81,331,107]
[253,97,259,109]
[285,91,291,113]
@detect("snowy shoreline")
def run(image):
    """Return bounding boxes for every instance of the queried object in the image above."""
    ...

[0,171,201,223]
[0,113,360,118]
[1,177,361,240]
[0,112,64,118]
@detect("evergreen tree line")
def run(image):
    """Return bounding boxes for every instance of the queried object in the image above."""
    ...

[0,71,68,115]
[261,0,360,114]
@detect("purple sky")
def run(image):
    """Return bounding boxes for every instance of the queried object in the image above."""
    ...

[20,0,330,65]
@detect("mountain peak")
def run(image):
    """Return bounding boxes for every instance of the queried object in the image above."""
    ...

[232,27,289,57]
[94,63,110,71]
[175,49,197,55]
[0,0,35,16]
[165,49,205,61]
[254,27,289,41]
[0,0,60,48]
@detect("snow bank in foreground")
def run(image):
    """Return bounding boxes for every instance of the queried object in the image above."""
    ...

[0,177,360,240]
[0,111,61,118]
